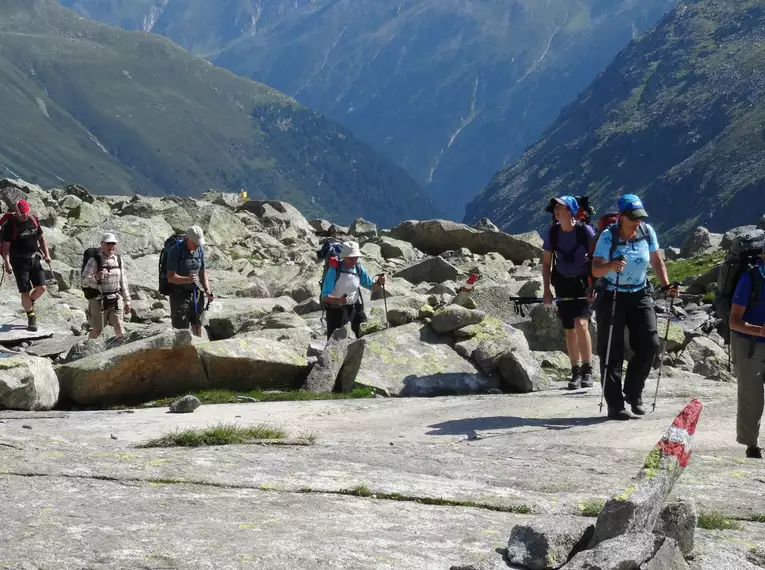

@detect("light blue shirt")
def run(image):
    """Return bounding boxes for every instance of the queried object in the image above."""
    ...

[320,262,375,298]
[593,224,659,292]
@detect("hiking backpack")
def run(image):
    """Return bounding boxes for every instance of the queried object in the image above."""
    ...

[713,229,765,344]
[81,248,123,299]
[0,212,39,242]
[158,234,187,295]
[549,221,593,286]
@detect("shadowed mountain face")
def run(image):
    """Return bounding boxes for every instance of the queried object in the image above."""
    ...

[0,0,437,226]
[467,0,765,244]
[56,0,676,220]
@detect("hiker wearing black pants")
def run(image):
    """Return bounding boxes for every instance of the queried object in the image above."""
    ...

[321,241,385,339]
[542,195,596,389]
[591,195,677,420]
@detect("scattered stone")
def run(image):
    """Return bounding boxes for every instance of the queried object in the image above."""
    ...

[589,399,703,547]
[684,336,731,381]
[169,395,202,414]
[431,305,486,334]
[0,354,60,411]
[498,346,549,393]
[394,256,460,285]
[641,537,690,569]
[518,280,542,298]
[378,236,417,261]
[387,307,419,327]
[680,226,723,257]
[506,516,594,570]
[654,498,698,557]
[236,396,259,403]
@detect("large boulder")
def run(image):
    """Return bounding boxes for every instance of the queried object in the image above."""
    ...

[0,354,60,410]
[339,323,496,396]
[563,533,684,570]
[394,256,460,285]
[389,219,543,264]
[721,225,757,250]
[685,336,731,381]
[680,226,723,258]
[349,217,378,239]
[523,304,597,352]
[195,205,251,250]
[195,336,309,391]
[654,498,698,557]
[378,237,418,261]
[55,329,208,406]
[237,200,315,244]
[506,517,593,570]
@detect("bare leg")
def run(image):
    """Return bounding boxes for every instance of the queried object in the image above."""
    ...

[565,328,581,363]
[575,317,592,362]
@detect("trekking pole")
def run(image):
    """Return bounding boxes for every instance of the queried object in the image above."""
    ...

[652,284,680,412]
[192,286,199,337]
[599,257,625,413]
[376,274,389,329]
[97,278,105,339]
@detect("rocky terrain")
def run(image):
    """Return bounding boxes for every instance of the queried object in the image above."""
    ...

[1,179,764,569]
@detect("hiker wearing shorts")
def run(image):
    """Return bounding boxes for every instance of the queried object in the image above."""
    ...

[542,195,596,389]
[728,250,765,459]
[1,200,51,332]
[166,226,214,337]
[591,195,677,420]
[321,241,385,339]
[81,233,130,340]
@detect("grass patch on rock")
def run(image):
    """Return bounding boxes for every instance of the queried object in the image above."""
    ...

[122,387,375,409]
[659,251,725,286]
[698,511,745,531]
[137,422,287,448]
[578,498,606,517]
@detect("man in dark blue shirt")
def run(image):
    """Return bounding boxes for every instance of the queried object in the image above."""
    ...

[166,225,214,337]
[728,253,765,459]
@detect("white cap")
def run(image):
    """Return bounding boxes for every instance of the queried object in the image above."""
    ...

[186,225,206,246]
[340,241,362,258]
[101,233,118,244]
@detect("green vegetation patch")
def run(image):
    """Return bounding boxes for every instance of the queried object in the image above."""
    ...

[698,511,745,531]
[138,423,287,448]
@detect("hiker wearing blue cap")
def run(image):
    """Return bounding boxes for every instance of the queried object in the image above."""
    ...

[591,194,678,420]
[543,195,597,389]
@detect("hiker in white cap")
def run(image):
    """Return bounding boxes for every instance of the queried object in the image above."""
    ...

[320,240,385,338]
[81,232,130,340]
[165,225,213,337]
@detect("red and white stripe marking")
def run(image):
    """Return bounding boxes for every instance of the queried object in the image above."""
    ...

[656,399,703,468]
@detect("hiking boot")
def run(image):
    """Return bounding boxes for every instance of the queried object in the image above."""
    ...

[607,408,632,421]
[26,311,37,332]
[580,364,594,388]
[568,365,582,390]
[627,397,646,416]
[746,446,763,459]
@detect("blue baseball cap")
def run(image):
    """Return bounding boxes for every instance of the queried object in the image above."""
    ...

[617,194,648,219]
[546,195,579,217]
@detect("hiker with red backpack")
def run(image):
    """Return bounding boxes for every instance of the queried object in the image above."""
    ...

[1,200,51,331]
[320,240,385,339]
[591,194,678,420]
[542,195,597,389]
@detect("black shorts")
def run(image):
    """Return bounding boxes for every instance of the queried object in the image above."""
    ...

[326,303,367,339]
[169,289,205,329]
[554,275,592,330]
[10,255,45,294]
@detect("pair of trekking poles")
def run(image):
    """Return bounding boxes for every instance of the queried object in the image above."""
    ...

[598,257,679,414]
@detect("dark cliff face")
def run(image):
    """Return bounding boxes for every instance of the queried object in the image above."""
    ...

[0,0,437,227]
[466,0,765,245]
[56,0,676,221]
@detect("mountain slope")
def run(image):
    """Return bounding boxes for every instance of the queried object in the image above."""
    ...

[0,0,437,227]
[465,0,765,243]
[56,0,676,220]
